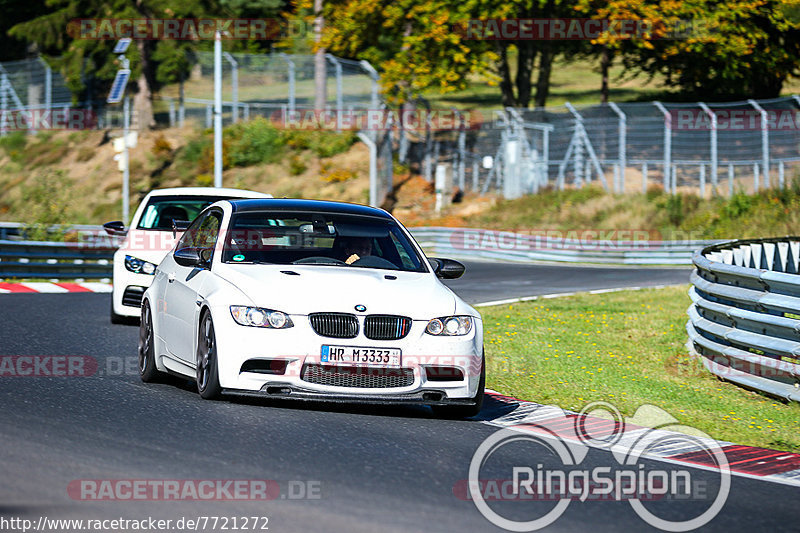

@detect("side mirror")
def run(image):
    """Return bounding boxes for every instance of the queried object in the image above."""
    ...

[174,247,213,268]
[103,220,127,237]
[431,257,465,279]
[172,219,191,238]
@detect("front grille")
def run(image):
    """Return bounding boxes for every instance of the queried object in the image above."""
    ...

[122,286,146,307]
[309,313,358,338]
[302,364,415,388]
[364,315,412,340]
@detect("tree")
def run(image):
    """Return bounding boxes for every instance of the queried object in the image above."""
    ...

[9,0,286,127]
[579,0,800,100]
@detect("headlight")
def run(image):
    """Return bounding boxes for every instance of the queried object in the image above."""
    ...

[230,306,294,329]
[425,316,472,336]
[125,255,157,275]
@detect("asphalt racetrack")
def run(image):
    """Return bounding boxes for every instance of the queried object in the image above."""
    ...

[1,261,797,532]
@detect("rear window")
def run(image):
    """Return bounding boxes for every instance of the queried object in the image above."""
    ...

[137,196,233,230]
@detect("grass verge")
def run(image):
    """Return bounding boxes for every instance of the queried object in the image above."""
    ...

[481,285,800,452]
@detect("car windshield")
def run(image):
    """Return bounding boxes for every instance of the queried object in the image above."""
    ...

[137,196,234,230]
[221,211,427,272]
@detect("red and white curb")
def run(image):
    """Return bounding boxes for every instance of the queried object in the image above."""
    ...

[0,282,112,294]
[481,390,800,487]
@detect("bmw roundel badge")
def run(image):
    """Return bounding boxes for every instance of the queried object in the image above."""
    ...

[354,304,367,312]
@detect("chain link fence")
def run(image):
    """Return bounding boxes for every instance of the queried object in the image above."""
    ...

[3,53,800,205]
[399,98,800,204]
[159,51,379,128]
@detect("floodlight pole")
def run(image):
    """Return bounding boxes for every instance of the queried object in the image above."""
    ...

[214,30,223,188]
[123,94,130,224]
[120,55,130,224]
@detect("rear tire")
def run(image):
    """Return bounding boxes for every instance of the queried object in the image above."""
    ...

[138,302,165,382]
[432,351,485,419]
[197,311,222,400]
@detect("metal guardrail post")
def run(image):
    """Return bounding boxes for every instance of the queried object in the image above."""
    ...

[608,102,627,193]
[223,52,239,123]
[653,102,672,194]
[698,103,718,193]
[749,99,769,188]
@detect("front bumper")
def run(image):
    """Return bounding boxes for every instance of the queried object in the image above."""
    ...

[209,304,483,401]
[221,386,480,406]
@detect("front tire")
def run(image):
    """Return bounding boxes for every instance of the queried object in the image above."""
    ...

[111,299,127,324]
[432,352,485,419]
[197,311,222,400]
[138,302,164,382]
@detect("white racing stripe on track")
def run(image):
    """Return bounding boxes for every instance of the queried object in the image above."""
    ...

[78,282,113,293]
[474,283,683,307]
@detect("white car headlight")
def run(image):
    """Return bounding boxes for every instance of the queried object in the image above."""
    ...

[125,255,157,275]
[425,316,472,336]
[230,306,294,329]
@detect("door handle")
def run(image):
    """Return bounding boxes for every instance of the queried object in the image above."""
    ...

[168,272,175,283]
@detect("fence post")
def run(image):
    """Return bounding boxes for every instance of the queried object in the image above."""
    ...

[698,102,718,193]
[749,99,769,189]
[542,126,550,188]
[608,102,626,193]
[699,164,706,197]
[754,163,759,190]
[280,53,296,117]
[642,162,648,193]
[206,104,212,128]
[359,60,380,110]
[168,98,176,127]
[654,102,672,194]
[41,57,52,116]
[0,75,7,137]
[728,164,734,197]
[325,54,343,132]
[223,52,239,123]
[357,131,378,207]
[565,103,585,187]
[178,78,185,127]
[779,161,785,188]
[455,109,466,190]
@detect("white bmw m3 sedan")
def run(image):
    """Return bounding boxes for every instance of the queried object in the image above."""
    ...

[139,198,485,417]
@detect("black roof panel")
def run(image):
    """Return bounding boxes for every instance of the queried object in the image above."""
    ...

[227,198,391,219]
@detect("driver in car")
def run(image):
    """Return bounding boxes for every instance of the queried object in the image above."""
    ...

[338,236,373,265]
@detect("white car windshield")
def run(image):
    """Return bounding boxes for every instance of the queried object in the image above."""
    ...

[220,211,428,272]
[137,196,234,230]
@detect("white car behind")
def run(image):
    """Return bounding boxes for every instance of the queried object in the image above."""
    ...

[104,187,271,323]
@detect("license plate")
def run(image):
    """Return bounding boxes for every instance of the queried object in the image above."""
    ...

[320,345,402,367]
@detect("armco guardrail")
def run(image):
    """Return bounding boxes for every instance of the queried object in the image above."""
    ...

[0,224,714,280]
[0,239,114,279]
[687,237,800,402]
[411,227,716,265]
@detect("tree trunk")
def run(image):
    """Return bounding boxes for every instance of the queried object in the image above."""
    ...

[515,43,536,108]
[600,46,612,104]
[496,43,516,107]
[313,0,326,110]
[534,47,553,108]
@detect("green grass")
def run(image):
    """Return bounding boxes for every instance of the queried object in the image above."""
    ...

[459,182,800,240]
[481,285,800,452]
